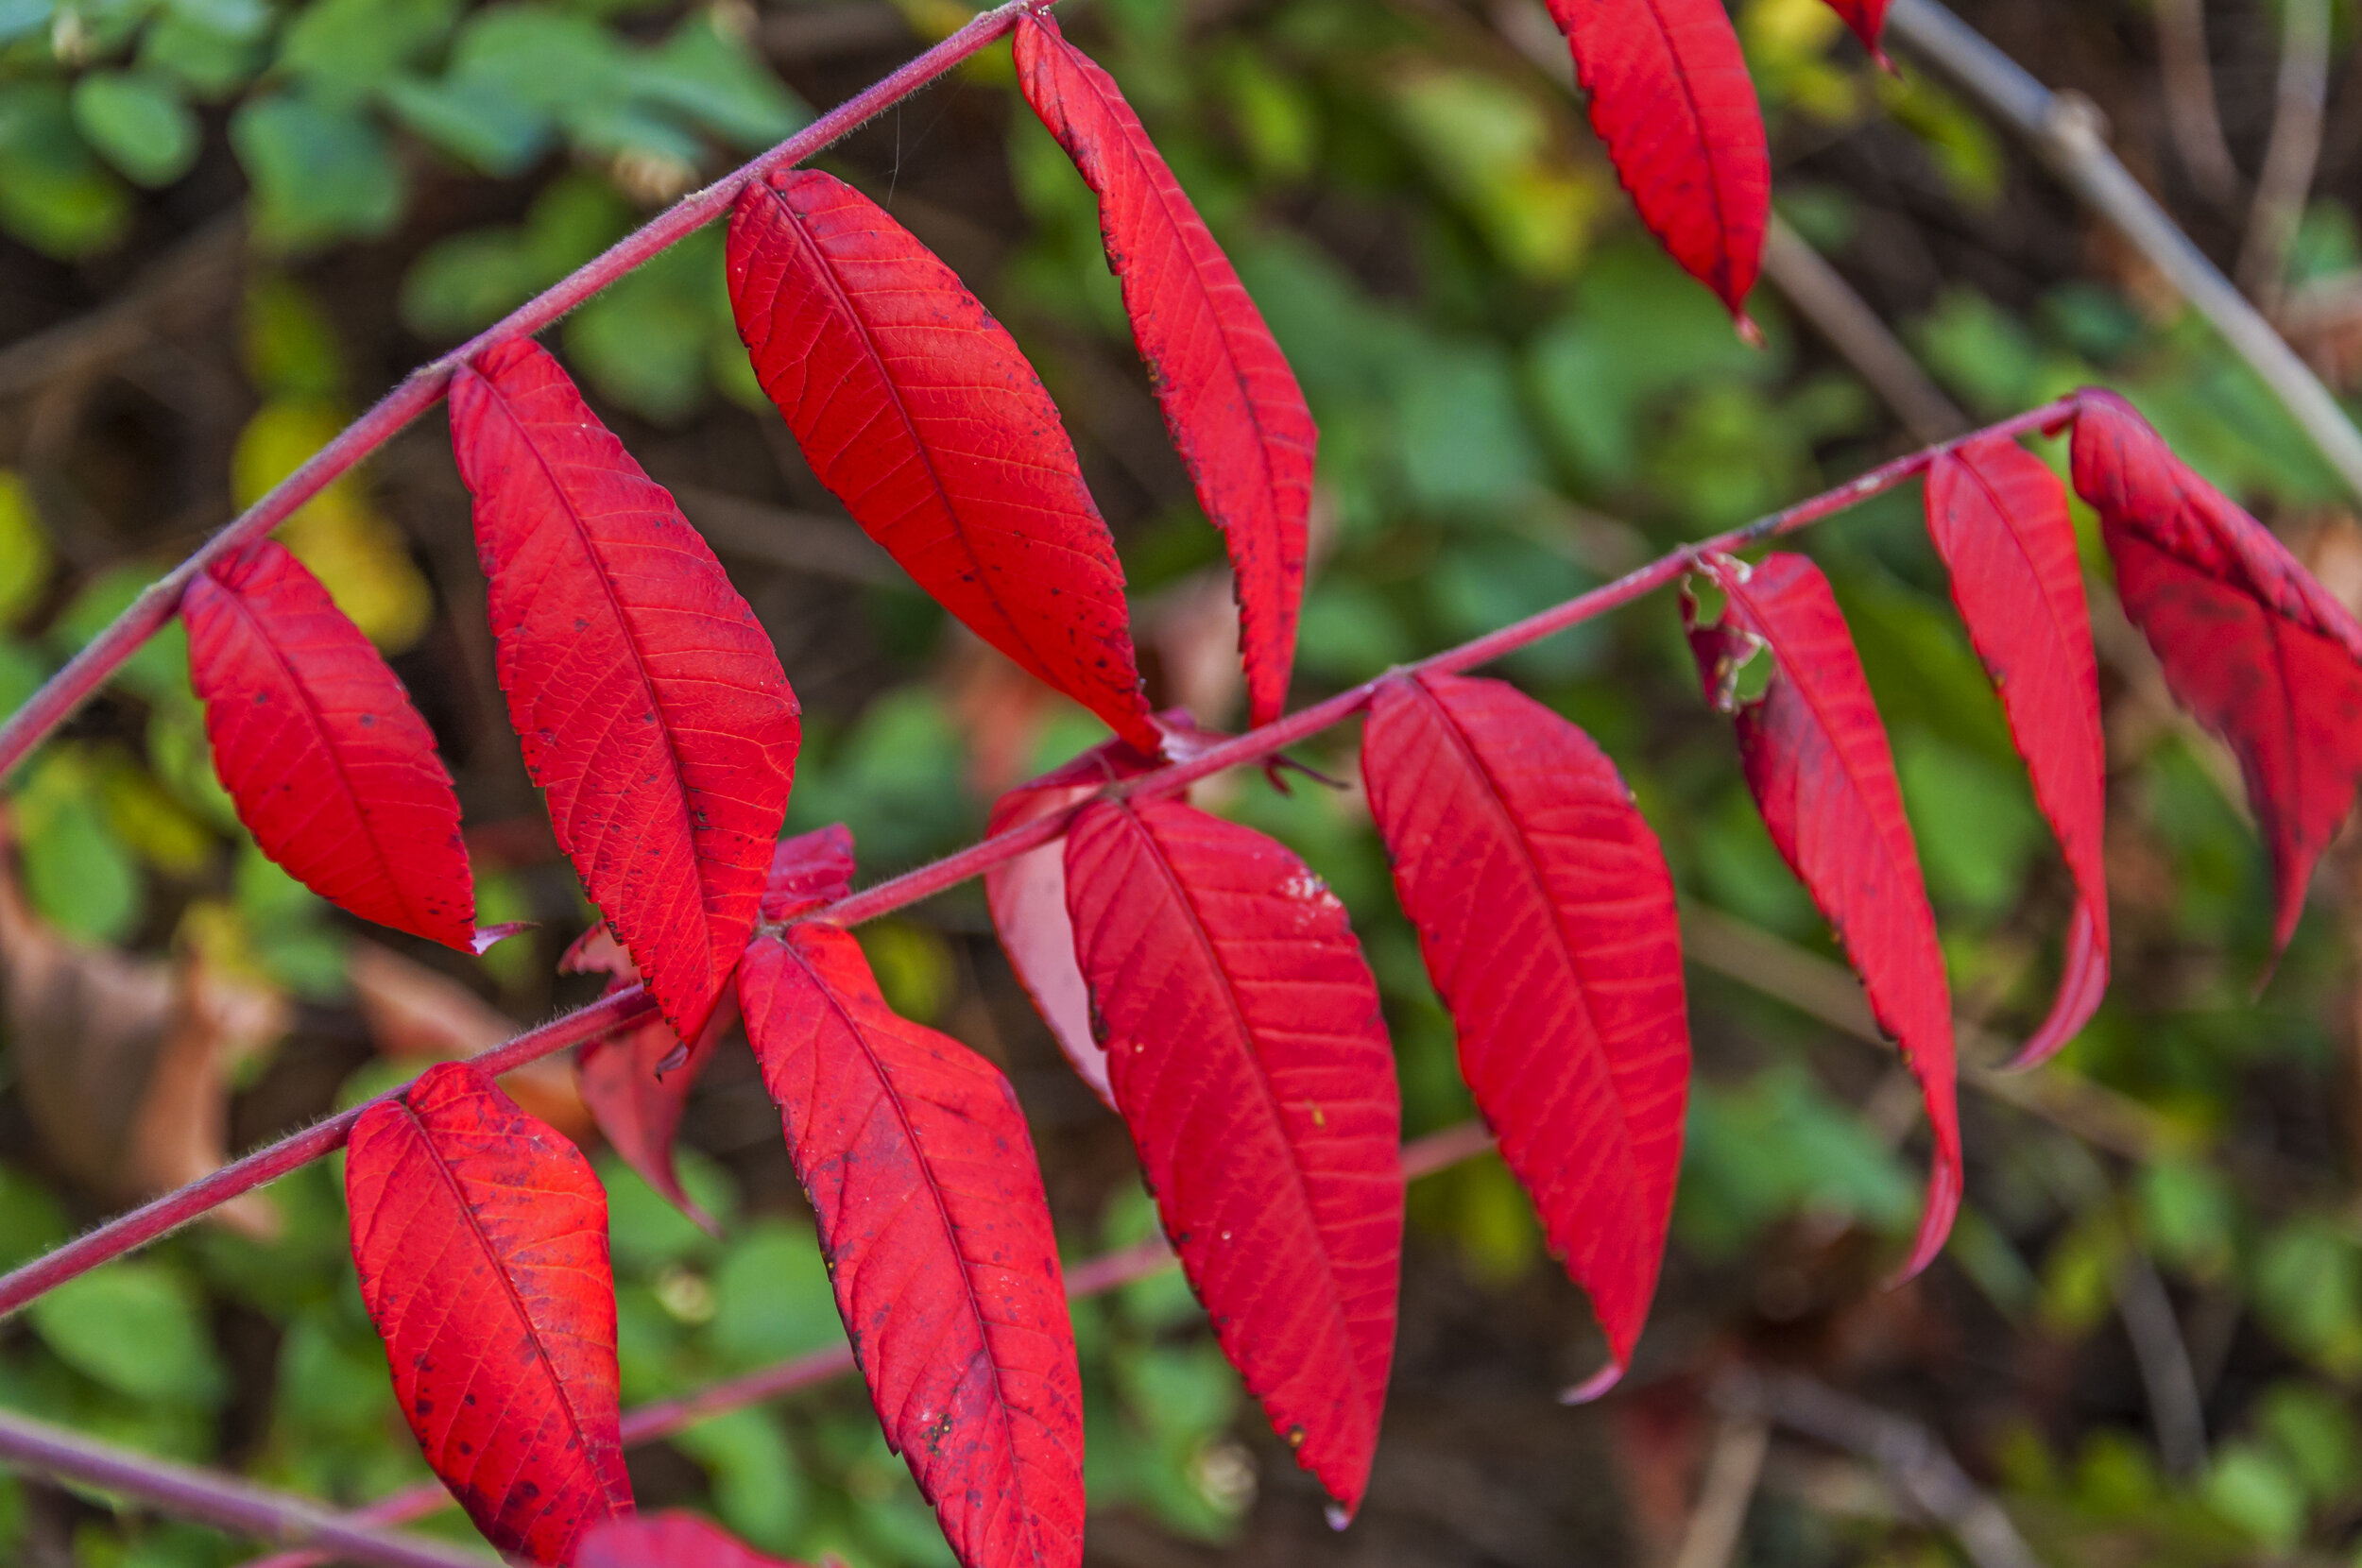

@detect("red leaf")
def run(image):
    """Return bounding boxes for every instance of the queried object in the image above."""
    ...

[984,736,1167,1110]
[1924,436,2109,1066]
[1013,14,1316,728]
[1546,0,1769,325]
[182,537,474,950]
[346,1060,631,1564]
[576,1511,813,1568]
[2072,392,2362,956]
[763,822,857,919]
[1063,796,1402,1512]
[1361,672,1687,1383]
[562,927,727,1232]
[1821,0,1891,61]
[449,338,802,1042]
[1685,553,1960,1278]
[738,920,1083,1568]
[727,169,1157,752]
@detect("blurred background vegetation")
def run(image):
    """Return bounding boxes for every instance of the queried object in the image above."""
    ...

[4,0,2362,1563]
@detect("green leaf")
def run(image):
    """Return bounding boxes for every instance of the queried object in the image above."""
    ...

[70,72,198,186]
[2203,1442,2308,1550]
[231,93,405,248]
[28,1264,226,1407]
[242,275,348,401]
[445,5,626,120]
[0,470,52,627]
[0,1165,67,1271]
[138,9,268,98]
[631,14,805,150]
[276,0,460,108]
[11,751,142,943]
[380,72,549,175]
[562,227,728,420]
[672,1410,809,1552]
[0,82,129,258]
[0,0,50,45]
[709,1219,840,1371]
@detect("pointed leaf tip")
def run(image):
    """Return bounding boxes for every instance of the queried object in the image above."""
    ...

[1686,553,1963,1273]
[1362,672,1688,1372]
[183,537,475,950]
[449,337,801,1042]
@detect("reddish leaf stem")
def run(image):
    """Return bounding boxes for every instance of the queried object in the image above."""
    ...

[0,0,1056,783]
[0,986,654,1319]
[0,1406,496,1568]
[0,398,2076,1318]
[233,1122,1495,1568]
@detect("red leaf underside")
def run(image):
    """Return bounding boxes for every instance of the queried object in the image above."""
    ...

[449,337,801,1041]
[1686,554,1961,1276]
[574,1002,725,1232]
[1924,437,2109,1065]
[1546,0,1769,321]
[577,1511,813,1568]
[727,168,1156,751]
[984,734,1172,1109]
[1063,796,1402,1511]
[1361,672,1687,1377]
[345,1061,630,1565]
[182,537,474,949]
[2073,393,2362,955]
[1014,15,1316,728]
[763,821,858,918]
[739,921,1083,1568]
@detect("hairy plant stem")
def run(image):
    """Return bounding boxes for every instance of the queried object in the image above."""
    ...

[231,1120,1498,1568]
[0,0,1056,783]
[0,394,2080,1322]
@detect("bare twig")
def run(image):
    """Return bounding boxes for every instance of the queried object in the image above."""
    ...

[0,1407,495,1568]
[2114,1247,2211,1474]
[2238,0,2332,312]
[1762,217,1971,443]
[1669,1411,1772,1568]
[1730,1370,2041,1568]
[1886,0,2362,503]
[2151,0,2244,210]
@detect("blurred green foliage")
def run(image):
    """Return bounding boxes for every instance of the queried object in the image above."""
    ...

[2,0,2362,1561]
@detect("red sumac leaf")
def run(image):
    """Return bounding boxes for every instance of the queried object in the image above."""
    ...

[1685,553,1960,1278]
[182,537,474,949]
[346,1060,631,1564]
[1924,436,2108,1066]
[576,1511,813,1568]
[1546,0,1769,325]
[1064,796,1402,1513]
[561,927,727,1232]
[763,822,857,919]
[2072,391,2362,957]
[1821,0,1891,61]
[984,734,1168,1110]
[449,338,802,1042]
[1013,14,1316,728]
[727,168,1157,752]
[739,918,1083,1568]
[1361,672,1687,1386]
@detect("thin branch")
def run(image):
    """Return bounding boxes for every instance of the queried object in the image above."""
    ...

[231,1123,1494,1568]
[1761,216,1971,444]
[2238,0,2333,312]
[2152,0,2244,211]
[0,1407,496,1568]
[1669,1410,1772,1568]
[2114,1245,2210,1474]
[0,395,2081,1318]
[1886,0,2362,503]
[0,0,1058,784]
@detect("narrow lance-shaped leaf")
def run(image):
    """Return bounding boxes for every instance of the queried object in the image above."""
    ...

[577,1512,816,1568]
[345,1060,632,1565]
[449,338,802,1042]
[739,875,1084,1568]
[727,167,1157,752]
[1014,13,1316,728]
[1064,796,1402,1514]
[1924,436,2109,1066]
[1821,0,1891,62]
[2072,390,2362,959]
[182,537,476,950]
[1361,672,1688,1391]
[1546,0,1769,327]
[1685,552,1961,1277]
